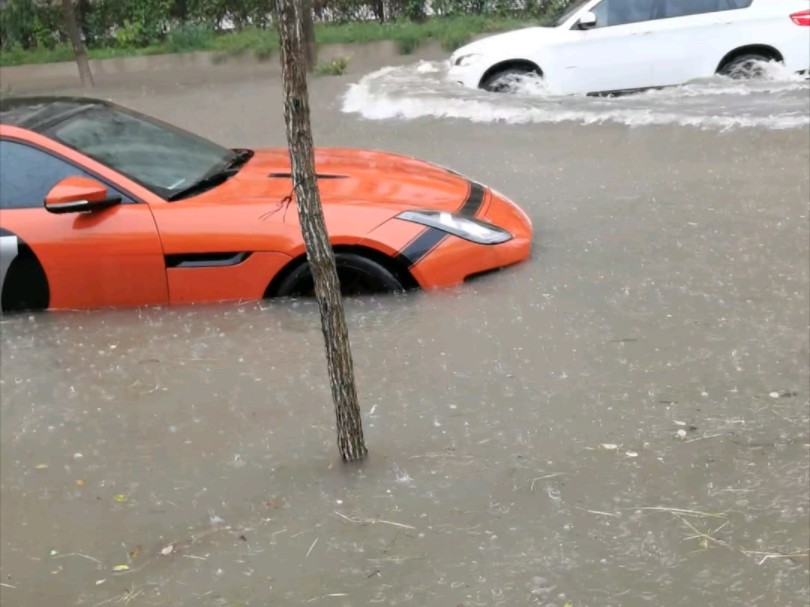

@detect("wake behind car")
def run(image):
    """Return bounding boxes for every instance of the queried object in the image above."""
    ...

[0,96,532,313]
[449,0,810,95]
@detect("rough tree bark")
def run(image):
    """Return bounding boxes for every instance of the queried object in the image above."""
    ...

[61,0,94,88]
[301,0,317,72]
[274,0,368,462]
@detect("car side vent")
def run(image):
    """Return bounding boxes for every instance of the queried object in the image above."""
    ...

[268,172,348,179]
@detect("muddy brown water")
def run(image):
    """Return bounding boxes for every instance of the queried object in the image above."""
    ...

[1,59,809,606]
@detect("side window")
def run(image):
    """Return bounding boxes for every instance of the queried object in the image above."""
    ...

[725,0,753,8]
[661,0,751,18]
[0,140,133,210]
[591,0,610,26]
[664,0,720,19]
[591,0,659,28]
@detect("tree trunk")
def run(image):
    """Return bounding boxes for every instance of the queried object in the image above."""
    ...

[372,0,385,22]
[76,0,93,45]
[61,0,94,88]
[273,0,368,462]
[300,0,317,72]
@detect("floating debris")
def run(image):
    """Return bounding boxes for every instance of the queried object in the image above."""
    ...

[769,391,798,399]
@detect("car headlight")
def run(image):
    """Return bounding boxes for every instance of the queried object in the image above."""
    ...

[453,53,482,67]
[397,210,512,245]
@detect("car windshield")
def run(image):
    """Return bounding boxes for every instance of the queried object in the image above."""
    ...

[553,0,592,26]
[45,104,235,199]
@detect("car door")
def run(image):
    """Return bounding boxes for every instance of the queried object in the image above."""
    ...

[555,0,663,94]
[0,138,169,311]
[645,0,752,86]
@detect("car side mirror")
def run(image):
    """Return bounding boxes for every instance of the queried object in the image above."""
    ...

[577,11,597,29]
[44,176,121,214]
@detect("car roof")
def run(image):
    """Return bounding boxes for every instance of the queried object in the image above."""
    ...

[0,96,114,133]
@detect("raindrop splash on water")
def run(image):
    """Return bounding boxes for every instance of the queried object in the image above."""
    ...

[341,59,810,130]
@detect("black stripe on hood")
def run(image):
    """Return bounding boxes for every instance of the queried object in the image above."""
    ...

[396,180,487,267]
[458,181,486,217]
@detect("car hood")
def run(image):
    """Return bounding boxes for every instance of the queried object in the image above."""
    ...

[207,147,477,213]
[451,26,564,59]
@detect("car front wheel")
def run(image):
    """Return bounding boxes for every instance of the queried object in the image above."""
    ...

[273,252,406,298]
[480,67,541,93]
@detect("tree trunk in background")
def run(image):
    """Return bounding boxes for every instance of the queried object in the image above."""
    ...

[372,0,385,22]
[301,0,317,72]
[61,0,94,88]
[274,0,368,462]
[174,0,189,20]
[76,0,92,45]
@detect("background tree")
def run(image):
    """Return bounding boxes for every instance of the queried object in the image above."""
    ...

[301,0,317,71]
[273,0,368,462]
[61,0,94,88]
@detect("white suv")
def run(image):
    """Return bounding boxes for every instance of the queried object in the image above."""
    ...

[448,0,810,95]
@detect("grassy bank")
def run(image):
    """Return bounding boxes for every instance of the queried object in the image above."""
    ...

[0,15,537,68]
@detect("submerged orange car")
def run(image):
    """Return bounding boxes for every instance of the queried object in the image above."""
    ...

[0,96,532,312]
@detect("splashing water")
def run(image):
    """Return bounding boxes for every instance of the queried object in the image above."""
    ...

[341,59,810,131]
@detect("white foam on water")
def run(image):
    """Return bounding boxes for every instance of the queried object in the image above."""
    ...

[341,60,810,131]
[415,60,441,74]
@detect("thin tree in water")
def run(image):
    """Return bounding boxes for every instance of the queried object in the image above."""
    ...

[61,0,94,88]
[273,0,368,462]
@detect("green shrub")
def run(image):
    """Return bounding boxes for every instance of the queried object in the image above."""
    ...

[0,4,570,66]
[253,37,276,60]
[1,0,38,49]
[211,27,274,56]
[395,31,421,55]
[440,29,471,51]
[0,0,576,52]
[314,56,349,76]
[167,23,214,51]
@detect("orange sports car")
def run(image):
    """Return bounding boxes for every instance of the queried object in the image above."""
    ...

[0,96,532,313]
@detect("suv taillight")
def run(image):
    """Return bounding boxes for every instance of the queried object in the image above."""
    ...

[791,9,810,25]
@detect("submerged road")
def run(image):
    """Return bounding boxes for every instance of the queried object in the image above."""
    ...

[1,53,808,606]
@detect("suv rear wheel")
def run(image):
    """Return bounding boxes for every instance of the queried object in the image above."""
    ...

[718,53,777,79]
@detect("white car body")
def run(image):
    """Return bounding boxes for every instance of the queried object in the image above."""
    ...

[448,0,810,96]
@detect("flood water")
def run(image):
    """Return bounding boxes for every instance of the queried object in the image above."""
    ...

[1,55,809,607]
[342,59,810,130]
